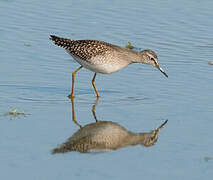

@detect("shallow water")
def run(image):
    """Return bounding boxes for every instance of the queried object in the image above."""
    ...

[1,0,213,179]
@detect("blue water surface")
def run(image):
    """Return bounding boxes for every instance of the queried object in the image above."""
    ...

[0,0,213,179]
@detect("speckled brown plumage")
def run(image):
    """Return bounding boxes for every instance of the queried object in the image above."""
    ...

[49,35,168,97]
[50,35,116,61]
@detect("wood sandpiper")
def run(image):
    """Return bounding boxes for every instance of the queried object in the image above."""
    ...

[50,35,168,98]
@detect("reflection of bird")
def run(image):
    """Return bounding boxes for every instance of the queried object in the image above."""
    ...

[50,35,168,98]
[52,120,168,153]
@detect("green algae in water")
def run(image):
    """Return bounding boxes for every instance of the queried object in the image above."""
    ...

[2,107,30,117]
[125,42,134,49]
[24,42,31,47]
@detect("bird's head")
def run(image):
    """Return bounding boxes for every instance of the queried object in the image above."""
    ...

[140,120,168,147]
[139,50,168,78]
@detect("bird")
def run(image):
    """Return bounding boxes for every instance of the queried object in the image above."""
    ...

[50,35,168,98]
[52,120,168,153]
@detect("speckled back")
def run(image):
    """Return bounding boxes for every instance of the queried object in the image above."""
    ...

[50,35,117,61]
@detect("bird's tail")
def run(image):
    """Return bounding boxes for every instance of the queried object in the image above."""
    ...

[49,35,73,49]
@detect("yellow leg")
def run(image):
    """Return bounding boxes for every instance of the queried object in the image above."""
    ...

[68,66,83,98]
[92,73,100,97]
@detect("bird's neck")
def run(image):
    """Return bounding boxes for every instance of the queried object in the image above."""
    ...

[124,132,147,146]
[129,51,144,64]
[125,131,155,146]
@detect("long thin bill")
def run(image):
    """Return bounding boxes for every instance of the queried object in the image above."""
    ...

[157,120,168,131]
[157,65,168,78]
[155,120,168,135]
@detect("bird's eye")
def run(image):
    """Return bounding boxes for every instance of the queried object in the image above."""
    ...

[150,136,155,141]
[150,57,155,61]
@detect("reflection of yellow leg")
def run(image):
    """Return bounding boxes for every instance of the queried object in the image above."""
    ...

[92,97,100,122]
[92,73,100,97]
[71,97,82,128]
[68,66,83,98]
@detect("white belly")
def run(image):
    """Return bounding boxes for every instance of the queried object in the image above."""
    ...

[73,56,128,74]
